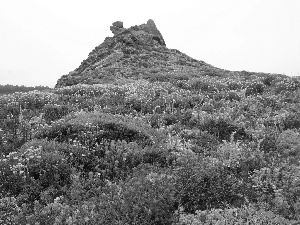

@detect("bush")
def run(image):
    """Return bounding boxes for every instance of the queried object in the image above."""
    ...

[245,82,265,97]
[181,130,220,156]
[263,75,276,86]
[276,129,300,160]
[25,164,178,225]
[282,113,300,130]
[43,104,71,123]
[259,131,277,154]
[35,112,162,147]
[174,156,245,213]
[175,204,293,225]
[198,117,249,142]
[0,139,72,205]
[0,197,21,224]
[274,78,300,94]
[250,163,300,220]
[225,91,241,101]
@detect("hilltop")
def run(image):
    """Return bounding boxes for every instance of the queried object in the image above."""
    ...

[55,19,238,87]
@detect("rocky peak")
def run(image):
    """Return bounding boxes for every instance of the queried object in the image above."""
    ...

[109,19,166,46]
[55,19,217,88]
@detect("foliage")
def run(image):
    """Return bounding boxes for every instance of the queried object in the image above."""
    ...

[175,204,293,225]
[174,155,246,213]
[1,73,300,224]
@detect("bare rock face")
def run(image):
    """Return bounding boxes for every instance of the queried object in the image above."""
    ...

[109,19,166,46]
[55,19,219,87]
[110,21,126,35]
[112,21,123,28]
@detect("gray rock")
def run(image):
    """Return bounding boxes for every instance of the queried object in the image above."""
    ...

[112,21,123,28]
[110,26,126,35]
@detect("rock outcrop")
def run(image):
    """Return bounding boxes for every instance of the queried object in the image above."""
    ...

[55,19,226,87]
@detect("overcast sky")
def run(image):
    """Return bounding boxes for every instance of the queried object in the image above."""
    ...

[1,0,300,87]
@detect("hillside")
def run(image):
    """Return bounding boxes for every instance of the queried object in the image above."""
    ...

[1,20,300,224]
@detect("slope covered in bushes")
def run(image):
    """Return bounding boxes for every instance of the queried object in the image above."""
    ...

[1,72,300,224]
[1,19,300,224]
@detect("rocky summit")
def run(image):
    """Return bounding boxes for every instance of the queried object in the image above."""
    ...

[55,19,230,87]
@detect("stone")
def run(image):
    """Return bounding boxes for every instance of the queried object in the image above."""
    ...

[112,21,123,28]
[110,26,125,35]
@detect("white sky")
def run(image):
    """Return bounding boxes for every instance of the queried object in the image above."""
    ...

[0,0,300,87]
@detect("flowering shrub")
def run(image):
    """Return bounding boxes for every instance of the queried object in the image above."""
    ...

[245,82,265,97]
[276,129,300,163]
[175,204,293,225]
[197,117,250,142]
[274,77,300,94]
[35,112,162,147]
[21,164,178,225]
[250,163,300,220]
[174,155,245,213]
[0,197,21,224]
[43,104,72,123]
[0,140,71,206]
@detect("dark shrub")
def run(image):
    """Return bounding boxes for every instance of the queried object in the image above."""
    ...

[263,75,276,86]
[245,82,264,97]
[227,81,242,90]
[225,91,241,101]
[199,118,250,142]
[43,104,71,123]
[282,113,300,130]
[260,132,277,154]
[181,131,220,155]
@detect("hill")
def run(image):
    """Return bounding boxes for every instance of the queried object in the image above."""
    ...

[1,20,300,224]
[56,19,250,87]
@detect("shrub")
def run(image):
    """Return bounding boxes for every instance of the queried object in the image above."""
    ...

[282,113,300,130]
[259,131,277,154]
[35,112,162,147]
[190,79,216,92]
[0,197,21,224]
[263,75,276,86]
[227,81,242,90]
[225,91,241,101]
[250,163,300,220]
[198,117,249,142]
[245,82,264,97]
[274,78,300,94]
[276,129,300,160]
[174,155,245,213]
[181,130,220,156]
[0,139,72,205]
[26,164,178,225]
[175,204,293,225]
[43,104,71,123]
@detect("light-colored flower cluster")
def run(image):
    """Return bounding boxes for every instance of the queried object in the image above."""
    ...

[0,146,42,177]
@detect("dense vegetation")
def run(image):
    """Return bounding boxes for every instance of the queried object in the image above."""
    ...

[0,84,50,95]
[1,72,300,224]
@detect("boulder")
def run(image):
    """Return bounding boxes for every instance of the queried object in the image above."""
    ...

[112,21,123,28]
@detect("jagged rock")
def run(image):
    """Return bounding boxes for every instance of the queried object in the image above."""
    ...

[55,19,224,88]
[110,25,126,35]
[112,21,123,28]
